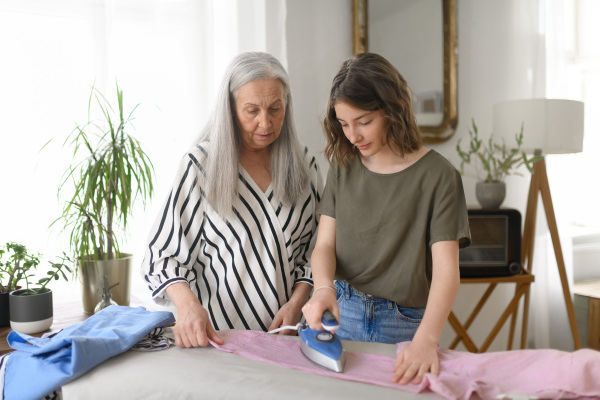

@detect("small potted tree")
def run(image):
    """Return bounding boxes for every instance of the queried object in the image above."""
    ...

[0,242,72,334]
[456,119,542,209]
[51,82,155,313]
[0,242,37,327]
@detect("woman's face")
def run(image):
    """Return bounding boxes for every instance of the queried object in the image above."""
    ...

[334,101,389,158]
[234,78,286,153]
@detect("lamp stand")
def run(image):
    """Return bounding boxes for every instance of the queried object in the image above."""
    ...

[521,157,582,349]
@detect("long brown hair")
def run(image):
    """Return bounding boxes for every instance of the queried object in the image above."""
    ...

[323,53,421,167]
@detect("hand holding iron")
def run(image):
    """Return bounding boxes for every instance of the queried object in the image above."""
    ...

[302,285,339,331]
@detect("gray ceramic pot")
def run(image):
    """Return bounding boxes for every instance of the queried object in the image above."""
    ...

[9,288,53,334]
[476,181,506,209]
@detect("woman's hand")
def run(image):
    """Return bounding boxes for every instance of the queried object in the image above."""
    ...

[301,285,339,331]
[390,240,459,384]
[268,282,312,335]
[166,282,224,347]
[392,340,439,385]
[268,301,302,335]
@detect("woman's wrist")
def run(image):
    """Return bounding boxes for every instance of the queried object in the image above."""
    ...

[288,282,312,307]
[313,284,336,296]
[166,281,200,310]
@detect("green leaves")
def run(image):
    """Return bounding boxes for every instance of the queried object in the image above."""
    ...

[456,119,542,183]
[53,82,155,263]
[0,242,71,294]
[0,242,41,293]
[33,253,72,293]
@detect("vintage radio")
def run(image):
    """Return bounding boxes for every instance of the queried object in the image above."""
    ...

[459,208,522,278]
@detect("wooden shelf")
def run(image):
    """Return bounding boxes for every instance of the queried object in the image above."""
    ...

[460,272,534,285]
[449,272,534,353]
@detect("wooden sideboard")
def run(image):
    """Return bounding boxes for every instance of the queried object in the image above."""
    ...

[573,278,600,350]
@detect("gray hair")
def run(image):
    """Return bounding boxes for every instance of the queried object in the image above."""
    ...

[198,52,310,218]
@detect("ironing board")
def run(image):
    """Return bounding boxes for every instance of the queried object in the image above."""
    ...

[62,337,443,400]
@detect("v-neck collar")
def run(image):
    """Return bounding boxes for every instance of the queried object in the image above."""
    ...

[239,166,274,198]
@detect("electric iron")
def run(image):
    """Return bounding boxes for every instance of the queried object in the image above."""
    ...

[299,310,346,372]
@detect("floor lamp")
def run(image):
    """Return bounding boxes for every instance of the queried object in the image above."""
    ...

[493,99,585,350]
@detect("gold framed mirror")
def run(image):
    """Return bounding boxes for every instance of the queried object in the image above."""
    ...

[353,0,458,142]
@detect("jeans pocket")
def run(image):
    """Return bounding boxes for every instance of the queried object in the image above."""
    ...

[393,304,425,323]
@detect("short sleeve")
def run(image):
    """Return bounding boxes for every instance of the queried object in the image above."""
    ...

[317,164,337,219]
[429,168,471,249]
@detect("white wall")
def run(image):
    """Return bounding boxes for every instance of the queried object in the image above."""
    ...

[285,0,351,171]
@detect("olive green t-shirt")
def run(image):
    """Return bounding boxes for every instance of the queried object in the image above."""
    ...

[318,150,471,307]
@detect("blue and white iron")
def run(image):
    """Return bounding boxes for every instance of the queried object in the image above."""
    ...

[299,310,346,372]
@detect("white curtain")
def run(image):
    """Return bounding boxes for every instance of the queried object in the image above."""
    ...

[0,0,285,298]
[458,0,588,351]
[528,0,600,351]
[545,0,600,230]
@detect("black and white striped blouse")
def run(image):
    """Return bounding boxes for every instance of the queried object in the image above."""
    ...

[141,143,322,331]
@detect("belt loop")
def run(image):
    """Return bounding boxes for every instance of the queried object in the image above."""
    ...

[344,281,350,300]
[387,300,394,310]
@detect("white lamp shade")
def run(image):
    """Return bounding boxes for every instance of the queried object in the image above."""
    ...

[493,99,584,154]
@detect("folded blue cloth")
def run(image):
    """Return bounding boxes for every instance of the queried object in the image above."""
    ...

[4,305,175,400]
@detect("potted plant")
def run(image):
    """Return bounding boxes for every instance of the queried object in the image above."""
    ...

[51,82,155,314]
[0,242,38,327]
[0,242,72,334]
[456,119,541,209]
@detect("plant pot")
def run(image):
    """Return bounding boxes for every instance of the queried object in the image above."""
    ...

[0,292,10,327]
[9,288,53,334]
[476,181,506,209]
[79,253,133,314]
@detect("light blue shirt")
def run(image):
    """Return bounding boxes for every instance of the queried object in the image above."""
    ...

[4,306,175,400]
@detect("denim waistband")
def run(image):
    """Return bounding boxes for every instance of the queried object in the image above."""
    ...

[336,280,391,304]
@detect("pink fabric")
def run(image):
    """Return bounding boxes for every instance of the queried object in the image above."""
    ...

[211,329,600,400]
[417,342,600,399]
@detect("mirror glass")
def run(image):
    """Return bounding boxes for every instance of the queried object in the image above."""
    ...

[353,0,457,142]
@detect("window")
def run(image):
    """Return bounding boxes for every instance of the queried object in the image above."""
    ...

[545,0,600,230]
[0,0,279,298]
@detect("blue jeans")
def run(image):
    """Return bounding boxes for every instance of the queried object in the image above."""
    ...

[334,280,425,344]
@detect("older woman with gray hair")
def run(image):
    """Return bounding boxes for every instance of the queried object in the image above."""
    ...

[141,52,322,347]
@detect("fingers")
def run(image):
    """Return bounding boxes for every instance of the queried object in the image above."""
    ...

[207,324,224,345]
[430,362,440,376]
[173,320,214,348]
[174,324,193,348]
[393,363,428,385]
[301,291,338,331]
[268,314,284,333]
[392,352,438,385]
[269,302,304,335]
[301,301,324,330]
[273,328,299,336]
[392,353,406,383]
